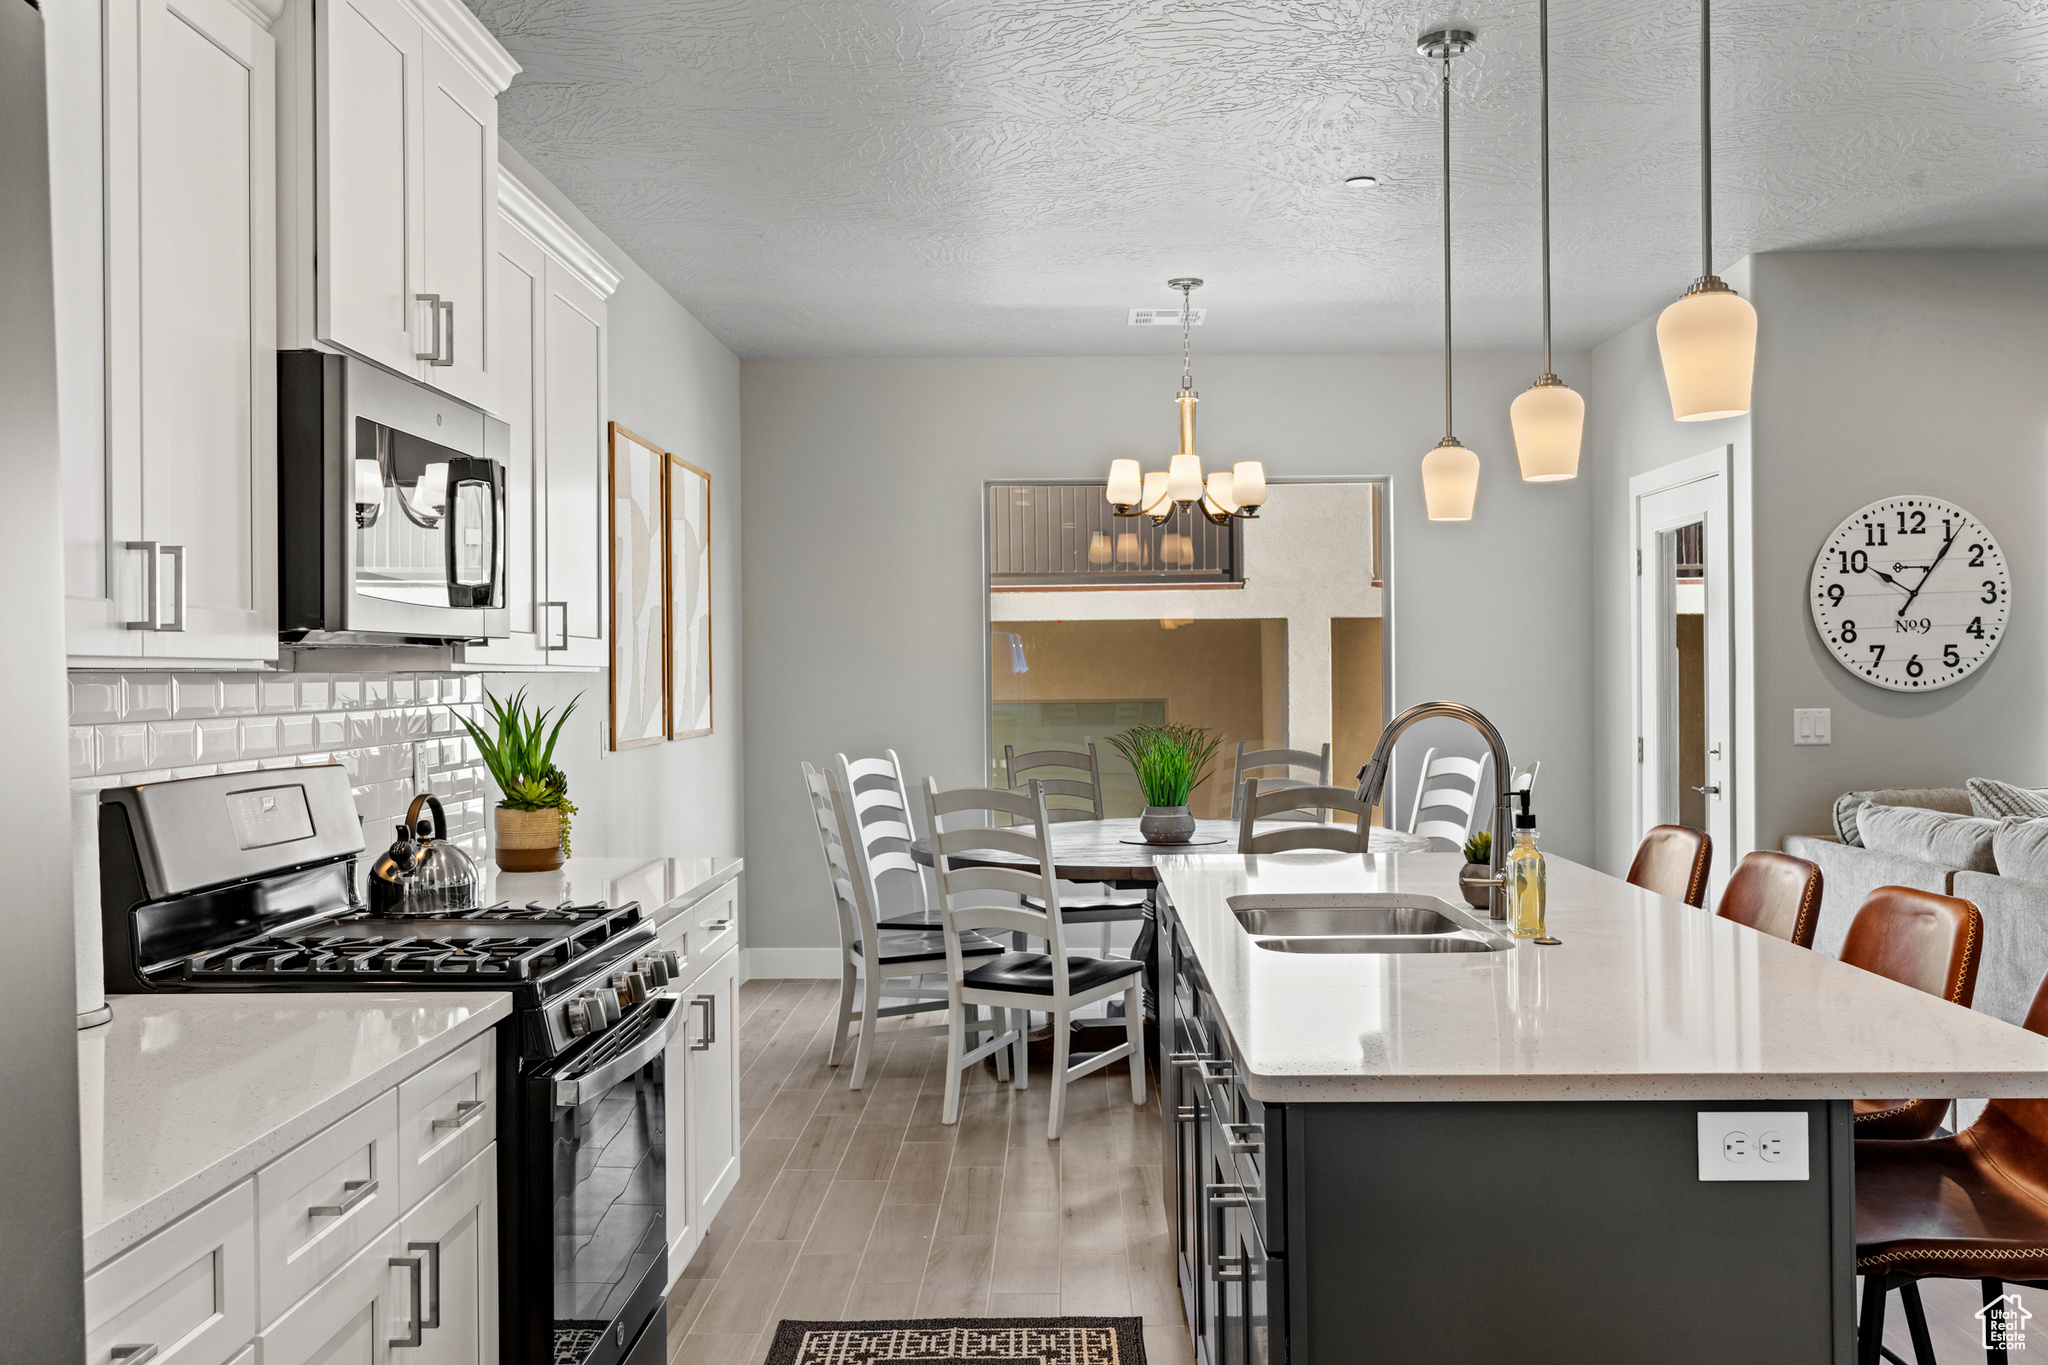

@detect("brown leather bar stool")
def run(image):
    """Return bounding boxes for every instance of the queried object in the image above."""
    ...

[1715,850,1824,948]
[1841,887,1983,1142]
[1856,966,2048,1365]
[1626,825,1713,907]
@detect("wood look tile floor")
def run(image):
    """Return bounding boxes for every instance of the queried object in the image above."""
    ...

[667,979,1192,1365]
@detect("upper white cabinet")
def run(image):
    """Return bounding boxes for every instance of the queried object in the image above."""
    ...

[51,0,281,666]
[277,0,516,411]
[461,165,616,671]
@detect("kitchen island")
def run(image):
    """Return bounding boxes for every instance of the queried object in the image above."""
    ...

[1154,849,2048,1364]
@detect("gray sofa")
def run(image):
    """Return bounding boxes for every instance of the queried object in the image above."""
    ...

[1783,789,2048,1032]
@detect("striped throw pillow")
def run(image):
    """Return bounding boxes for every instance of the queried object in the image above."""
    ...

[1967,777,2048,820]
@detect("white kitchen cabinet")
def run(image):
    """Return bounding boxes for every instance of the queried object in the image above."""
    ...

[392,1145,497,1365]
[85,1179,256,1365]
[53,0,280,665]
[686,948,742,1236]
[278,0,514,408]
[258,1218,407,1365]
[461,166,616,671]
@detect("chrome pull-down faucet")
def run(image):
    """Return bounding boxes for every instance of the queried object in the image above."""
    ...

[1354,701,1515,921]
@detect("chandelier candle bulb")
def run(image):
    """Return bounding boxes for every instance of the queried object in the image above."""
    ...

[1232,462,1267,507]
[1106,458,1143,507]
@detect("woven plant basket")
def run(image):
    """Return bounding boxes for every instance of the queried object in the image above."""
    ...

[495,806,565,872]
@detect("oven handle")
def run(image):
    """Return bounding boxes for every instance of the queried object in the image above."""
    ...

[551,994,683,1109]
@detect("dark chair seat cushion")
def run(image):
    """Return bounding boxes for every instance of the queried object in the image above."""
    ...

[961,951,1144,996]
[857,930,1001,965]
[1856,1123,2048,1279]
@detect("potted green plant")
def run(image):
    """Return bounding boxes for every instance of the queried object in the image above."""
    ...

[453,688,581,872]
[1460,829,1493,908]
[1108,723,1224,844]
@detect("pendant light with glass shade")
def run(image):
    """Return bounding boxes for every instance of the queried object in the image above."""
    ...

[1656,0,1756,421]
[1105,279,1268,525]
[1418,29,1480,521]
[1509,0,1584,481]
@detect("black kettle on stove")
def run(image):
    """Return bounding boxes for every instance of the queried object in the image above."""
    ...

[368,794,480,915]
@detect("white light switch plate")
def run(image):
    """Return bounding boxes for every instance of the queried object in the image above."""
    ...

[1794,708,1831,746]
[1698,1112,1810,1181]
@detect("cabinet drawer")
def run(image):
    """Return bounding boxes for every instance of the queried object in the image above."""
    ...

[690,881,738,964]
[257,1215,406,1365]
[256,1090,399,1327]
[396,1029,496,1211]
[86,1179,256,1365]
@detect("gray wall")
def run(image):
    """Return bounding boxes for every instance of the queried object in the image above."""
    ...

[489,145,745,866]
[2,0,85,1345]
[739,352,1595,963]
[1746,251,2048,846]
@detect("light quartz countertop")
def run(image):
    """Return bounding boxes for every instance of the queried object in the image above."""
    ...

[357,854,741,932]
[78,992,509,1269]
[1156,849,2048,1103]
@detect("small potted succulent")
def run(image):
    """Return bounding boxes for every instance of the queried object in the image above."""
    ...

[1109,723,1224,845]
[1460,829,1493,908]
[453,687,581,872]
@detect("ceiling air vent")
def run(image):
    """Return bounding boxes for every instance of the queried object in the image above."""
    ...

[1127,308,1205,326]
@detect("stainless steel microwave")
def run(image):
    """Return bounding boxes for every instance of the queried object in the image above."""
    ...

[278,351,508,645]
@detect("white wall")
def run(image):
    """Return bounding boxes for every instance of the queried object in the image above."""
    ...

[487,146,744,865]
[740,351,1596,962]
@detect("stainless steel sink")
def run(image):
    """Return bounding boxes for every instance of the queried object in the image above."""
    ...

[1255,934,1509,955]
[1227,893,1515,954]
[1232,904,1462,937]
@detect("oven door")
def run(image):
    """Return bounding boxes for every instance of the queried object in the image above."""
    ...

[542,994,679,1365]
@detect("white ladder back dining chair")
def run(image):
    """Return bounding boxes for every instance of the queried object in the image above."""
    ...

[802,762,1005,1091]
[922,778,1146,1140]
[1002,744,1106,823]
[1514,760,1541,796]
[1238,778,1375,853]
[835,749,936,928]
[1230,741,1333,822]
[1405,746,1493,849]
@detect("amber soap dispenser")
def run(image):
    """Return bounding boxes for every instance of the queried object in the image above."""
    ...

[1508,789,1557,944]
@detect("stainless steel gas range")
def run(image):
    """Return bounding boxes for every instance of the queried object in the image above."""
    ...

[98,766,674,1365]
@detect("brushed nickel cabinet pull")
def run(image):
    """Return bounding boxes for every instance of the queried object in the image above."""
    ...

[308,1176,378,1218]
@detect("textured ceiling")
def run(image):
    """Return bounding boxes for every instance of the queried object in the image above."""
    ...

[470,0,2048,358]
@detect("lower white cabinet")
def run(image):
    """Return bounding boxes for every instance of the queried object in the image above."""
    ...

[673,946,741,1273]
[85,1179,256,1365]
[393,1145,497,1365]
[94,1035,499,1365]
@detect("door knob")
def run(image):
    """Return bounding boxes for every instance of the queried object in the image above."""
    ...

[1690,785,1721,796]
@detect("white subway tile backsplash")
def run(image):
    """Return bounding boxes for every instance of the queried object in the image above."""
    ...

[363,676,390,708]
[333,677,362,709]
[220,675,260,715]
[259,675,297,712]
[97,724,148,773]
[349,712,377,747]
[297,676,330,712]
[69,728,95,778]
[315,713,346,746]
[239,715,280,759]
[71,674,121,723]
[149,721,198,767]
[279,714,317,751]
[123,675,173,721]
[390,677,415,704]
[196,718,239,763]
[461,676,482,703]
[171,675,220,718]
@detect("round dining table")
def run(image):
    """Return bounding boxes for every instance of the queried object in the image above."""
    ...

[907,816,1431,886]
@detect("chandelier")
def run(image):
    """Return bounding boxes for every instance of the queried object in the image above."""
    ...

[1105,279,1268,525]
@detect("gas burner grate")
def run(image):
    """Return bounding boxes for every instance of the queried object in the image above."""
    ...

[338,900,637,926]
[186,930,579,981]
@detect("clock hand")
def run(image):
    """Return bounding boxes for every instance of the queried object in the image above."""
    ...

[1865,566,1912,596]
[1897,525,1961,618]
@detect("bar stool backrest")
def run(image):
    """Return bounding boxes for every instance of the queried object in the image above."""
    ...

[1626,825,1713,908]
[1839,886,1982,1008]
[1975,972,2048,1170]
[1715,851,1824,949]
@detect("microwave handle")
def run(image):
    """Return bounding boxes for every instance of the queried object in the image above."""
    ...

[442,458,504,608]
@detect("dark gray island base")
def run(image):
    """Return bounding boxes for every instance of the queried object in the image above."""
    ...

[1161,901,1858,1362]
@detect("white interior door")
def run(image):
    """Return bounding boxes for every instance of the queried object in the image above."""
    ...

[1635,456,1734,902]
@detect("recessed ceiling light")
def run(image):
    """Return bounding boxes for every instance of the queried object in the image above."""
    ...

[1345,174,1380,189]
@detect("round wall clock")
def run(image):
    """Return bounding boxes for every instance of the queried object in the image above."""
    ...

[1809,496,2008,691]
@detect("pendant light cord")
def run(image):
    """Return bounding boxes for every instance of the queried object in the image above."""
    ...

[1539,0,1553,375]
[1441,54,1453,441]
[1699,0,1713,279]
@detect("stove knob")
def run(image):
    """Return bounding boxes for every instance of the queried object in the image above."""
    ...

[565,997,591,1038]
[624,970,650,1005]
[640,954,669,988]
[588,989,617,1029]
[661,949,683,977]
